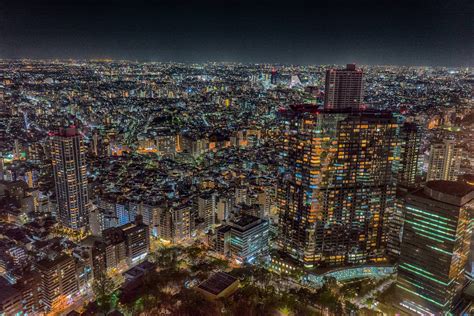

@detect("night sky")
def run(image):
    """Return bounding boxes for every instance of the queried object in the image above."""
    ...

[0,0,472,66]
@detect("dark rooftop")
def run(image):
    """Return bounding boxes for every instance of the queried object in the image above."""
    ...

[36,254,72,270]
[0,278,20,302]
[426,180,474,197]
[197,272,238,295]
[230,214,264,232]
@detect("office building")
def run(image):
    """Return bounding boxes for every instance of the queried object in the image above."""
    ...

[277,105,398,268]
[216,214,269,263]
[36,254,79,312]
[50,127,90,230]
[397,181,474,315]
[324,64,364,110]
[427,139,463,181]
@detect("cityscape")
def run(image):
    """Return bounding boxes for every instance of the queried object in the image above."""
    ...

[0,1,473,316]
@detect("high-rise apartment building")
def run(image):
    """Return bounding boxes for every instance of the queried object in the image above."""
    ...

[157,204,192,242]
[277,105,398,268]
[36,254,79,312]
[198,192,217,231]
[50,127,90,230]
[396,180,473,315]
[427,139,463,181]
[324,64,364,110]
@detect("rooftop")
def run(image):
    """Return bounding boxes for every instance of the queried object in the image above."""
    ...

[426,180,473,197]
[197,272,238,296]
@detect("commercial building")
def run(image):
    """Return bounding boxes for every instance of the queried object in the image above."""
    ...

[50,127,90,230]
[215,214,269,263]
[397,180,474,315]
[324,64,364,110]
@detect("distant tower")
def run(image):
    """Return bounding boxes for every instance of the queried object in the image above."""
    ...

[396,181,473,315]
[0,156,4,181]
[50,127,90,230]
[270,68,278,85]
[91,131,99,156]
[289,75,301,88]
[324,64,364,110]
[427,139,462,181]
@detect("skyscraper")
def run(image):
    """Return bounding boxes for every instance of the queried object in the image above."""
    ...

[387,122,423,260]
[50,127,90,230]
[277,105,398,268]
[396,180,473,315]
[397,122,422,188]
[427,139,463,182]
[324,64,364,110]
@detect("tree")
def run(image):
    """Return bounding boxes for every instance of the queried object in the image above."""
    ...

[92,270,116,314]
[175,289,219,315]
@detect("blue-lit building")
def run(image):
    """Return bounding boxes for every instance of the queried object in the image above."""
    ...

[215,214,269,263]
[228,214,269,263]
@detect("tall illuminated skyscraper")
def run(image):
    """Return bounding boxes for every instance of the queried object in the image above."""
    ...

[324,64,364,110]
[277,105,398,268]
[50,127,90,230]
[397,122,422,188]
[396,181,473,315]
[427,139,463,181]
[387,122,423,259]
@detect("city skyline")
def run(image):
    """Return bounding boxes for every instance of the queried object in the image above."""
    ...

[1,0,472,67]
[0,1,472,313]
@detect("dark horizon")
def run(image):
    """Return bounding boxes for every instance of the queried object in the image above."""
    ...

[1,0,472,67]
